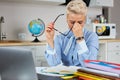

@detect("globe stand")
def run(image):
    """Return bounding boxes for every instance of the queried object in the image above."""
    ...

[32,37,40,42]
[32,34,40,42]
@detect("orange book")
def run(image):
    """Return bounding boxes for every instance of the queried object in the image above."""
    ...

[78,76,93,80]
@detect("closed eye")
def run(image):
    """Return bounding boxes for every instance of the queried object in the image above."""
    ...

[78,21,83,24]
[70,21,75,24]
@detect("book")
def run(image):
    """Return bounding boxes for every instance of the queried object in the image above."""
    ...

[78,76,93,80]
[61,75,78,80]
[84,60,120,74]
[80,67,120,78]
[74,72,110,80]
[36,65,80,77]
[77,68,120,80]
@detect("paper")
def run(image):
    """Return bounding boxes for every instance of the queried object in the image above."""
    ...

[36,67,64,77]
[36,65,80,77]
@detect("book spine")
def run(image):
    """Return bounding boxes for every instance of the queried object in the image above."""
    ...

[78,76,93,80]
[77,69,120,80]
[85,63,120,74]
[81,67,120,78]
[74,72,110,80]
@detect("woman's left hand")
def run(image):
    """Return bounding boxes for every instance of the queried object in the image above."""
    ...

[72,22,83,38]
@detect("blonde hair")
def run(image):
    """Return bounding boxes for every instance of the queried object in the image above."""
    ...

[66,0,87,15]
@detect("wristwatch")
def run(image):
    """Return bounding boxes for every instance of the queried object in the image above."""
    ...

[76,36,84,41]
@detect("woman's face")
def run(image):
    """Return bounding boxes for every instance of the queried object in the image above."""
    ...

[67,13,86,29]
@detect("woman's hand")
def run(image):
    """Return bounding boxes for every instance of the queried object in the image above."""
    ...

[45,22,55,48]
[72,22,83,38]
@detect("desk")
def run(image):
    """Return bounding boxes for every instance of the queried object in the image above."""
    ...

[36,67,120,80]
[35,66,79,80]
[37,71,120,80]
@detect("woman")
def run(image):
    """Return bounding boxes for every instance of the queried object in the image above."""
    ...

[45,0,99,67]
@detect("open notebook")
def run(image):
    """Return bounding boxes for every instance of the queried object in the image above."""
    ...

[36,65,80,77]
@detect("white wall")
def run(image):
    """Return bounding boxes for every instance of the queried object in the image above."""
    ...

[0,2,102,41]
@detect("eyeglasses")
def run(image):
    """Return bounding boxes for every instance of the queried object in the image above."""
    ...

[52,14,74,36]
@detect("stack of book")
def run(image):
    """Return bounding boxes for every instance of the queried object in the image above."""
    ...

[61,60,120,80]
[37,61,120,80]
[73,60,120,80]
[84,60,120,74]
[74,69,120,80]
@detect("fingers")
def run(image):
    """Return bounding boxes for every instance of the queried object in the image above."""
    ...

[72,22,82,30]
[72,22,83,37]
[46,22,54,32]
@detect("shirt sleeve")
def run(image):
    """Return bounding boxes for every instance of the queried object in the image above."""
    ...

[45,36,62,66]
[77,40,88,55]
[76,33,99,67]
[45,44,55,55]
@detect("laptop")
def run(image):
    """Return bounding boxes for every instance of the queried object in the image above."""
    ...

[0,47,38,80]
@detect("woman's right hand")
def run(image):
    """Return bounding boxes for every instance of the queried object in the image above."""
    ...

[45,22,55,48]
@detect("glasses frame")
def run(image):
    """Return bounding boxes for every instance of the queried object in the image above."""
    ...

[53,14,74,36]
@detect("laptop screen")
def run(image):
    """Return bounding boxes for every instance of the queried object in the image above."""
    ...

[0,47,38,80]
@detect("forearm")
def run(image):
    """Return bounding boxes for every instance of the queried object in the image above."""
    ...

[45,52,61,66]
[47,40,54,49]
[45,44,61,66]
[76,40,99,66]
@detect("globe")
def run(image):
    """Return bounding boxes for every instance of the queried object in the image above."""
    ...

[28,18,45,42]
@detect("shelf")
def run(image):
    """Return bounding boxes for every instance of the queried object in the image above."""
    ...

[0,0,65,5]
